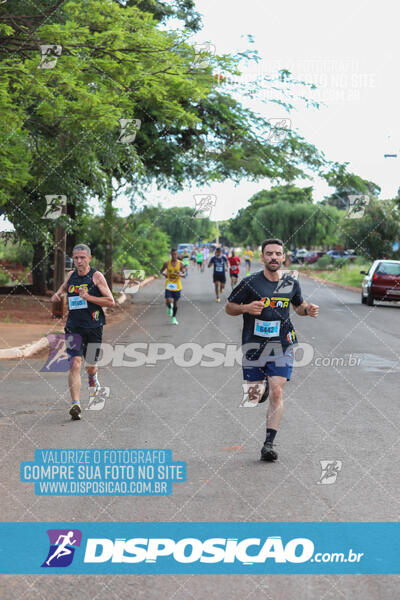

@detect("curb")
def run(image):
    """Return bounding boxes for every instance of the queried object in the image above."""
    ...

[0,336,49,360]
[0,275,157,360]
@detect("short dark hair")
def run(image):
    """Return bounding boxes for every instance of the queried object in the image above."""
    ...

[73,243,91,256]
[171,248,177,253]
[261,238,284,253]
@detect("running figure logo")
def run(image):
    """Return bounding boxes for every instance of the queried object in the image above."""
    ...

[193,194,217,219]
[41,333,81,372]
[41,529,82,567]
[317,460,343,485]
[86,386,110,411]
[240,382,264,407]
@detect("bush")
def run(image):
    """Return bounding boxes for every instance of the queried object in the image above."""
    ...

[335,258,348,269]
[0,242,33,267]
[353,256,368,265]
[315,255,333,269]
[0,270,12,285]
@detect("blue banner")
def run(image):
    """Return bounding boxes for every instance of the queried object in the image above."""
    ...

[0,522,399,574]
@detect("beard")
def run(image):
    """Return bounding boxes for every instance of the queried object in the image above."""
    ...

[265,261,281,271]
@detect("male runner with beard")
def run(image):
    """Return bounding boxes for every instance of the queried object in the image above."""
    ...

[226,239,319,461]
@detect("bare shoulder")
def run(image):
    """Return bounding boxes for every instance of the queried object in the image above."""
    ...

[93,270,106,284]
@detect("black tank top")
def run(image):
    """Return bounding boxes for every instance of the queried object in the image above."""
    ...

[66,267,106,328]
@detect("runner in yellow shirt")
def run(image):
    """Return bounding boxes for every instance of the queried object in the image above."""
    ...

[244,246,254,276]
[160,248,186,325]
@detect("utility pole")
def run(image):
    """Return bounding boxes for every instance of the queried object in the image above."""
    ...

[215,221,220,246]
[52,202,67,318]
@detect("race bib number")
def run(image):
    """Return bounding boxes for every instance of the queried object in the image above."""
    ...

[254,319,280,338]
[166,282,178,291]
[215,265,224,272]
[68,296,88,310]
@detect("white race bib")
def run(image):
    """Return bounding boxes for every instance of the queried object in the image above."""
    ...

[68,296,88,310]
[254,319,280,338]
[215,265,224,272]
[166,282,178,291]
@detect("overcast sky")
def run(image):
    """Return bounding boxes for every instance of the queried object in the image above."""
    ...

[123,0,399,221]
[1,0,398,231]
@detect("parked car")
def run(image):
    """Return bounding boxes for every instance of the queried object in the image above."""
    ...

[290,248,308,264]
[177,243,194,254]
[361,260,400,305]
[326,250,348,260]
[304,251,326,264]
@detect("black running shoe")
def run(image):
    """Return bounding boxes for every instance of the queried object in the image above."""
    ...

[260,441,278,461]
[69,403,81,420]
[258,379,269,404]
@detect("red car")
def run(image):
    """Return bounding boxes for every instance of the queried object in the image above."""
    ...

[304,251,326,264]
[361,260,400,305]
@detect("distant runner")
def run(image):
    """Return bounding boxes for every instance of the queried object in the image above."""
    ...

[228,249,241,288]
[208,247,228,302]
[181,249,190,277]
[226,238,319,461]
[196,248,204,272]
[190,248,197,268]
[244,246,254,276]
[50,244,115,421]
[161,248,186,325]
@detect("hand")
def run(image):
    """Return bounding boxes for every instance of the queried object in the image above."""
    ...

[78,287,89,300]
[307,303,319,317]
[50,292,61,303]
[245,300,265,315]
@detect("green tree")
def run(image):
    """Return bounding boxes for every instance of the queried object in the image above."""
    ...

[251,201,341,248]
[156,206,214,245]
[322,164,381,209]
[1,0,335,292]
[341,199,400,260]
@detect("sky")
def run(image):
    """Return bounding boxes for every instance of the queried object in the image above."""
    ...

[124,0,399,221]
[1,0,398,231]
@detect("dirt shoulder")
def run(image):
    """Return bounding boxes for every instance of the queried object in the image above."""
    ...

[0,276,156,356]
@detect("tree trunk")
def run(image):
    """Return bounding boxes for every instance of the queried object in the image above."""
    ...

[31,242,47,295]
[66,200,76,257]
[104,178,113,289]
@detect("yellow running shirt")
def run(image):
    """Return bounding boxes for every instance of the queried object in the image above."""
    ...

[244,250,254,261]
[165,259,182,291]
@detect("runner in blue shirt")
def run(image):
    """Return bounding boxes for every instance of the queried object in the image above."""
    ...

[208,247,228,302]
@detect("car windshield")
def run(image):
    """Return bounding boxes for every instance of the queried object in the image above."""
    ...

[376,262,400,276]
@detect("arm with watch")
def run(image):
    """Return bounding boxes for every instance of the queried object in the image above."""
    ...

[292,300,319,317]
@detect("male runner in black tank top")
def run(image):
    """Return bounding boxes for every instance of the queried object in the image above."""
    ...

[51,244,115,420]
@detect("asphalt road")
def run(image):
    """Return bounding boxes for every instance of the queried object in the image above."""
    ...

[1,263,400,598]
